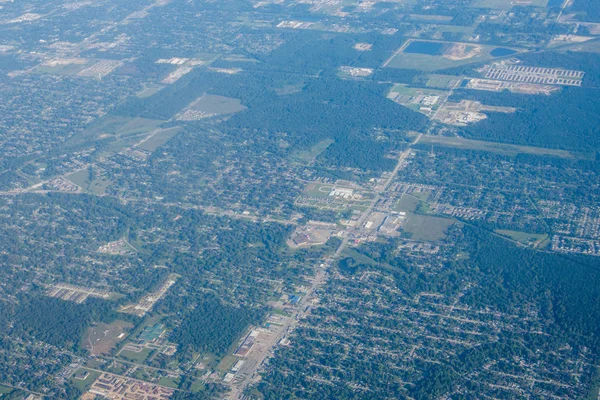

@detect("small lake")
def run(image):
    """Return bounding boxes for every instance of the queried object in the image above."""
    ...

[404,41,446,56]
[491,47,517,57]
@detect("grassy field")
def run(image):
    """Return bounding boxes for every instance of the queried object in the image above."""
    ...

[393,195,420,213]
[495,230,549,247]
[275,82,306,95]
[158,376,181,388]
[418,135,593,159]
[118,118,164,137]
[403,213,454,241]
[435,25,476,38]
[65,169,88,189]
[70,369,101,391]
[290,139,334,165]
[187,94,247,115]
[60,116,163,151]
[137,127,181,152]
[119,347,153,363]
[137,84,166,98]
[472,0,547,9]
[32,61,89,76]
[409,14,454,22]
[82,320,133,355]
[66,168,112,195]
[426,74,463,89]
[217,355,238,373]
[568,40,600,53]
[0,385,12,394]
[190,380,207,392]
[88,177,112,195]
[341,248,379,266]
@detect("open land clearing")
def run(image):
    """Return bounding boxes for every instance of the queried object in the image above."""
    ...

[32,58,89,75]
[418,135,593,159]
[177,94,246,121]
[288,221,340,248]
[402,213,454,241]
[290,139,333,165]
[426,74,464,89]
[32,58,123,77]
[60,116,164,151]
[83,320,134,355]
[433,99,516,126]
[137,84,166,98]
[394,194,421,213]
[408,14,454,22]
[136,127,181,152]
[70,369,101,392]
[66,168,112,195]
[473,0,548,9]
[495,230,549,248]
[432,25,476,41]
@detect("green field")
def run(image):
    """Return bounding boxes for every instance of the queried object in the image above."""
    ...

[137,84,166,98]
[418,135,593,159]
[118,118,164,137]
[435,25,476,37]
[275,82,306,95]
[158,376,181,388]
[495,230,549,247]
[66,168,112,195]
[60,116,164,151]
[32,61,89,76]
[472,0,548,9]
[565,39,600,53]
[119,347,153,363]
[426,74,463,89]
[0,385,12,394]
[290,139,334,165]
[403,213,454,241]
[185,94,247,116]
[341,248,379,266]
[409,14,454,22]
[217,355,238,372]
[81,320,133,355]
[137,127,182,152]
[190,380,207,392]
[393,195,420,213]
[70,369,101,391]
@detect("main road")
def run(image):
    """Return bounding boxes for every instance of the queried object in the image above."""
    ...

[229,133,423,399]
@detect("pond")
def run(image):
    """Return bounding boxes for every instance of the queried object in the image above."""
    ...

[404,41,446,55]
[491,47,517,57]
